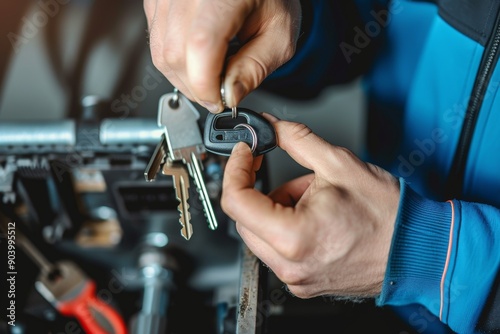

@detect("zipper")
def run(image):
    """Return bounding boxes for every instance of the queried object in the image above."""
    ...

[445,8,500,199]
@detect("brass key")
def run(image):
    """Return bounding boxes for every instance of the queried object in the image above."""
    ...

[162,159,193,240]
[158,91,218,235]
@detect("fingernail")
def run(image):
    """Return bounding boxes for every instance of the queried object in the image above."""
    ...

[232,142,249,154]
[201,101,221,113]
[261,112,280,123]
[233,81,247,105]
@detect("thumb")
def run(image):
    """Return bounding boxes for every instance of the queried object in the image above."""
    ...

[222,32,296,107]
[264,114,338,174]
[220,1,302,107]
[221,142,278,228]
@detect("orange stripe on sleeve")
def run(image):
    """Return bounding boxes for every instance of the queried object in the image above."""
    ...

[440,200,456,320]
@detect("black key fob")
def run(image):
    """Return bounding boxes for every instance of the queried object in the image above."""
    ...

[204,108,277,156]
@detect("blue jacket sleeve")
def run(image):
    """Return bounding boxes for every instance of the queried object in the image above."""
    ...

[376,179,500,334]
[259,0,389,100]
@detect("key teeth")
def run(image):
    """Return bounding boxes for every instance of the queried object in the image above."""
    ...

[193,186,209,218]
[181,224,194,240]
[177,204,191,219]
[177,203,191,223]
[192,174,218,229]
[192,179,208,212]
[177,203,192,239]
[191,169,218,231]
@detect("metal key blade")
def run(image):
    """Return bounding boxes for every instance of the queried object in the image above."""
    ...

[162,160,193,240]
[158,90,216,235]
[144,133,167,182]
[189,152,217,230]
[158,92,205,163]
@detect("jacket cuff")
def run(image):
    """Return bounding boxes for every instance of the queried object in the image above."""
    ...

[376,178,452,315]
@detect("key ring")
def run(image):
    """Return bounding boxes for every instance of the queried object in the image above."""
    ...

[169,88,180,109]
[220,82,227,107]
[234,123,257,153]
[220,82,238,118]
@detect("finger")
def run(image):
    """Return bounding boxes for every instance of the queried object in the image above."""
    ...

[262,113,344,175]
[237,223,310,290]
[223,31,296,107]
[253,154,263,171]
[235,223,285,272]
[268,174,314,207]
[147,1,196,100]
[164,71,197,102]
[222,142,261,212]
[223,0,301,107]
[186,1,254,112]
[222,142,296,241]
[143,0,157,29]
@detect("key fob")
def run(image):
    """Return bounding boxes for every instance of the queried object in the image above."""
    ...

[204,108,277,156]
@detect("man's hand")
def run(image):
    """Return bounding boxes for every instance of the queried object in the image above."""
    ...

[221,114,401,298]
[144,0,301,113]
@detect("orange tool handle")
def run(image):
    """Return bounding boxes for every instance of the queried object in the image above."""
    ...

[58,281,127,334]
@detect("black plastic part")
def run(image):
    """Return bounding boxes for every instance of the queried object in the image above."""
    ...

[204,108,277,156]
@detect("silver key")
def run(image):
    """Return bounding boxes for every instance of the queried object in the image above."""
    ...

[143,132,196,239]
[158,92,205,164]
[189,151,217,231]
[144,133,167,182]
[158,92,218,232]
[162,159,193,240]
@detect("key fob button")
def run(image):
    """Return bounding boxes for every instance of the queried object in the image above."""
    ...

[204,108,277,156]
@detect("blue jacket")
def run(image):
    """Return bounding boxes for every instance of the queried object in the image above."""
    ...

[263,1,500,333]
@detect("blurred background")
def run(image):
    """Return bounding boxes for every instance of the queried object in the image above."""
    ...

[0,1,419,334]
[0,0,366,189]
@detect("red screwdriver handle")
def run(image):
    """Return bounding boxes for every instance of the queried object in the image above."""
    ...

[58,281,127,334]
